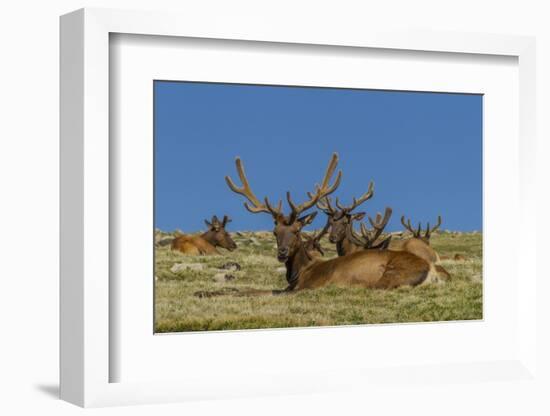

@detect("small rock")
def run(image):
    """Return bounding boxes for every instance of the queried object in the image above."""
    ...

[213,272,230,282]
[276,267,286,274]
[170,263,204,273]
[213,272,238,282]
[248,237,260,246]
[219,261,241,271]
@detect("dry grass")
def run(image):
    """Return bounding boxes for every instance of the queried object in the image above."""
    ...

[154,231,482,332]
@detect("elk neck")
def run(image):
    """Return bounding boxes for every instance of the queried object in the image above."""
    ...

[337,237,356,256]
[285,237,314,290]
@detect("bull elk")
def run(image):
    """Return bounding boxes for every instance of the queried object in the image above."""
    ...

[315,183,374,256]
[171,215,237,255]
[390,215,450,280]
[390,215,443,263]
[225,153,444,291]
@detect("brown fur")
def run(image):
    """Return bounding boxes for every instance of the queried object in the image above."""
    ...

[323,209,368,256]
[389,238,440,264]
[289,241,433,290]
[388,239,451,282]
[171,215,237,255]
[171,234,220,255]
[434,264,451,281]
[315,185,374,256]
[389,215,451,281]
[336,236,363,256]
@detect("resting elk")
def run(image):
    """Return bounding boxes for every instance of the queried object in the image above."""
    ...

[171,215,237,255]
[315,183,375,256]
[390,215,450,280]
[225,153,444,291]
[390,215,443,263]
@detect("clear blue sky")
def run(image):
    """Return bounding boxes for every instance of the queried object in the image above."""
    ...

[154,81,482,232]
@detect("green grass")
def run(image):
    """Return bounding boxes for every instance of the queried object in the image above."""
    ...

[154,231,482,332]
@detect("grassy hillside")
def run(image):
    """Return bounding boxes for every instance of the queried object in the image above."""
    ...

[154,231,482,332]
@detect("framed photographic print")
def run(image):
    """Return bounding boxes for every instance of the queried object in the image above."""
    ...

[60,7,539,408]
[152,80,482,333]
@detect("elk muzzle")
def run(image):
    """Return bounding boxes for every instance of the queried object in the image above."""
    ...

[277,247,290,262]
[227,240,238,251]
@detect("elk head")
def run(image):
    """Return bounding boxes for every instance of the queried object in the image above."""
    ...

[203,215,237,251]
[346,207,393,250]
[400,215,442,244]
[225,153,342,262]
[316,182,374,244]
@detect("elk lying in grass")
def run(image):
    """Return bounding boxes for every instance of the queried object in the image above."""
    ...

[390,215,450,280]
[225,153,444,291]
[390,215,442,263]
[316,183,374,256]
[171,215,237,255]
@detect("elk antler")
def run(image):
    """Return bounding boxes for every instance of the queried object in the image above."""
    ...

[205,216,221,229]
[401,215,442,240]
[225,158,283,218]
[315,196,337,216]
[221,215,232,227]
[335,181,375,213]
[401,215,422,238]
[303,219,330,256]
[346,223,365,247]
[286,153,342,222]
[363,207,392,246]
[312,217,331,242]
[424,215,442,239]
[347,207,393,248]
[227,154,341,223]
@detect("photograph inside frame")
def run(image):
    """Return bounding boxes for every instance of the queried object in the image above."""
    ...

[153,80,483,332]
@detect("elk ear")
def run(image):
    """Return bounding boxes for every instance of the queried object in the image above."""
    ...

[297,211,318,228]
[204,219,212,228]
[352,212,366,221]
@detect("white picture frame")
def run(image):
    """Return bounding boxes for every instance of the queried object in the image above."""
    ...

[60,7,538,408]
